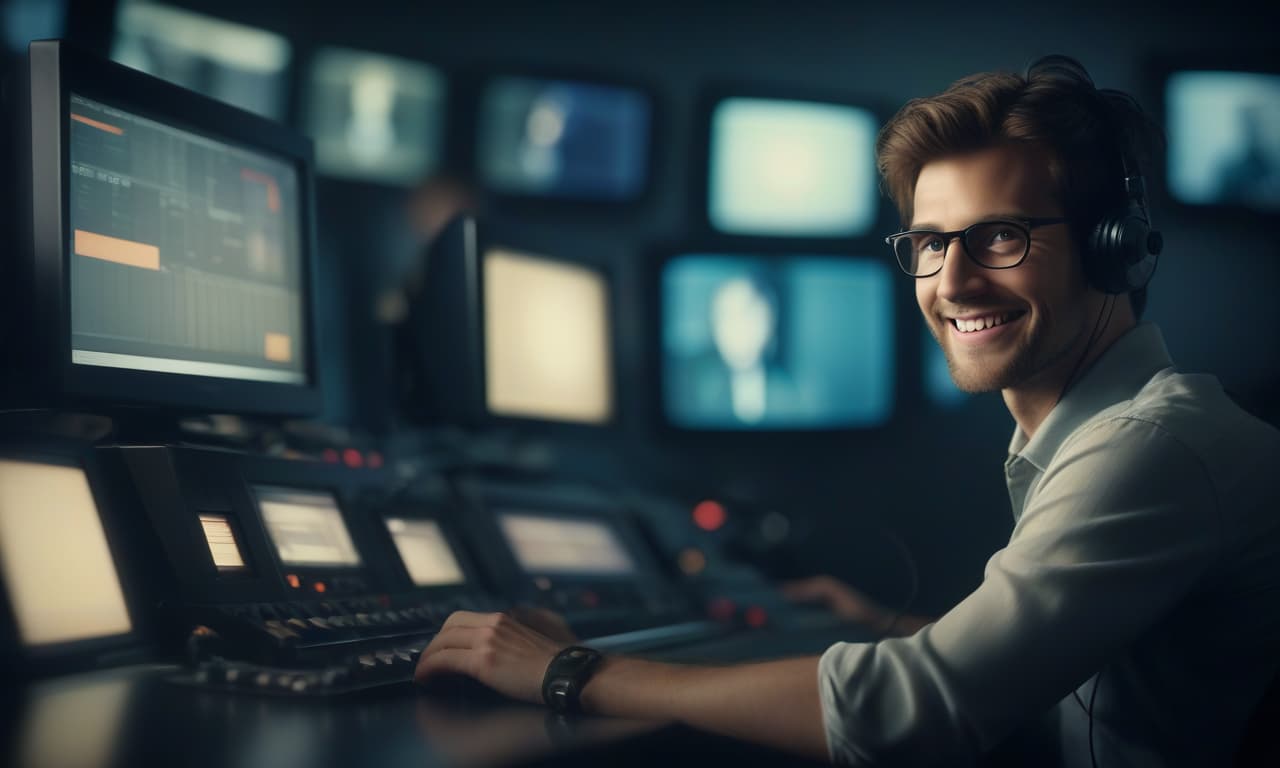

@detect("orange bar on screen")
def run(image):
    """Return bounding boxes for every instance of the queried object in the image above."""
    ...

[74,229,160,271]
[264,332,292,363]
[70,113,124,135]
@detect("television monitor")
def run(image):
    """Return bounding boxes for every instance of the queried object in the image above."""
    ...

[399,216,615,427]
[497,512,636,576]
[306,47,446,186]
[661,253,894,430]
[478,76,651,200]
[1164,69,1280,213]
[254,486,361,568]
[707,96,878,238]
[110,0,291,120]
[0,459,133,649]
[20,40,321,415]
[384,517,466,587]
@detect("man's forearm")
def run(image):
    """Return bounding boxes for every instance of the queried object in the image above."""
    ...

[579,655,829,760]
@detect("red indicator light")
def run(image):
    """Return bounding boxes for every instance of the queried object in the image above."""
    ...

[342,449,363,468]
[313,582,327,594]
[321,449,339,464]
[367,451,384,469]
[693,500,727,532]
[286,574,301,589]
[708,597,736,622]
[744,606,768,629]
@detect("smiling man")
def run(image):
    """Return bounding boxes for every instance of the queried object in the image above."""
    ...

[414,57,1280,766]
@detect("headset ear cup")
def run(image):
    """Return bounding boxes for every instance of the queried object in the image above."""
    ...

[1086,208,1160,295]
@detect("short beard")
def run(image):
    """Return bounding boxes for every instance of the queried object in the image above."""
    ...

[933,314,1086,394]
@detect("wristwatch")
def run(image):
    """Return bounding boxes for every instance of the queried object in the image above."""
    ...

[541,646,603,714]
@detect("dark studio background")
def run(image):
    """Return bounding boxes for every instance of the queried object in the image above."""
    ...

[6,0,1278,619]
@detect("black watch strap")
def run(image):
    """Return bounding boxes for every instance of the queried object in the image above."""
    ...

[541,646,603,714]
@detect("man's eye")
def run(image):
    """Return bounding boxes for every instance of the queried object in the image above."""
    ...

[991,228,1014,241]
[922,237,945,252]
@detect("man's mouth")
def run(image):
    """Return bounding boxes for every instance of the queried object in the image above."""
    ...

[949,310,1027,334]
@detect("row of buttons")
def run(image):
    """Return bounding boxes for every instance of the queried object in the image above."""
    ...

[193,642,425,696]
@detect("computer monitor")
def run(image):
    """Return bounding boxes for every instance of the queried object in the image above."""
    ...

[0,458,133,651]
[478,75,651,201]
[306,46,446,186]
[1163,67,1280,213]
[20,40,321,415]
[705,94,879,238]
[399,216,615,427]
[660,252,894,430]
[111,0,291,120]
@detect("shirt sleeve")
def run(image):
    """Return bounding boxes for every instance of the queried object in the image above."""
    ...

[819,416,1221,765]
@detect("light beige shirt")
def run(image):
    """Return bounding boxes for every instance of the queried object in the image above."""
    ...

[819,323,1280,766]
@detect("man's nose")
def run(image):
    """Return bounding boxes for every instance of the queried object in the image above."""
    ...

[935,238,987,302]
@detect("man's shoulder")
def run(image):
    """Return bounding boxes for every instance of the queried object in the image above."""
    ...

[1055,367,1280,495]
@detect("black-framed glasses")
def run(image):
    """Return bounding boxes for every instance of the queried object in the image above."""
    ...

[885,217,1068,277]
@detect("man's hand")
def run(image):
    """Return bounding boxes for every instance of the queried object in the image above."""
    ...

[781,575,889,625]
[414,610,565,704]
[781,575,933,636]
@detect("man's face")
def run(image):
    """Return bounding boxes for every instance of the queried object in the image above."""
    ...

[913,144,1099,393]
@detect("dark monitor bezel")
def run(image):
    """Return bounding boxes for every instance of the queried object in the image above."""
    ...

[25,40,323,416]
[644,243,908,446]
[1144,52,1280,226]
[692,83,896,248]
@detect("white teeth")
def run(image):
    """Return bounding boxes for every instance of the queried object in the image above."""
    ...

[954,313,1012,333]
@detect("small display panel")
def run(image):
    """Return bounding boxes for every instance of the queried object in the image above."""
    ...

[662,254,894,429]
[709,97,878,237]
[255,487,361,567]
[198,514,247,571]
[0,460,133,646]
[483,248,613,424]
[384,518,465,587]
[498,512,635,575]
[67,93,306,385]
[1166,70,1280,212]
[111,0,291,120]
[307,46,446,185]
[478,77,650,200]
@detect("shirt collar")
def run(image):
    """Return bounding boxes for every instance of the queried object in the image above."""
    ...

[1010,322,1174,472]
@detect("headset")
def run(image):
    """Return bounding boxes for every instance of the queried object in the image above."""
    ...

[1081,105,1165,296]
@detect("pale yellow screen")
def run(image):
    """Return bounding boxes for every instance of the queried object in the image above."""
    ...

[483,248,613,424]
[498,513,635,575]
[199,514,246,569]
[0,460,133,646]
[385,518,465,587]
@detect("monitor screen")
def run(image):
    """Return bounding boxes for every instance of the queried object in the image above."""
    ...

[198,513,248,571]
[498,512,635,575]
[255,487,361,567]
[0,460,132,647]
[478,77,650,200]
[111,0,291,120]
[662,254,894,429]
[384,518,465,587]
[306,47,446,186]
[67,93,307,386]
[1166,70,1280,212]
[709,97,878,237]
[483,248,613,424]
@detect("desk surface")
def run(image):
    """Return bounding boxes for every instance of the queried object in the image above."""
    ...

[5,624,865,768]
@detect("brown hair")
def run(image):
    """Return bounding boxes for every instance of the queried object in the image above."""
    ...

[876,55,1164,317]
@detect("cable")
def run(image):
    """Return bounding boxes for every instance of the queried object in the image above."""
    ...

[1054,293,1116,411]
[1070,671,1102,768]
